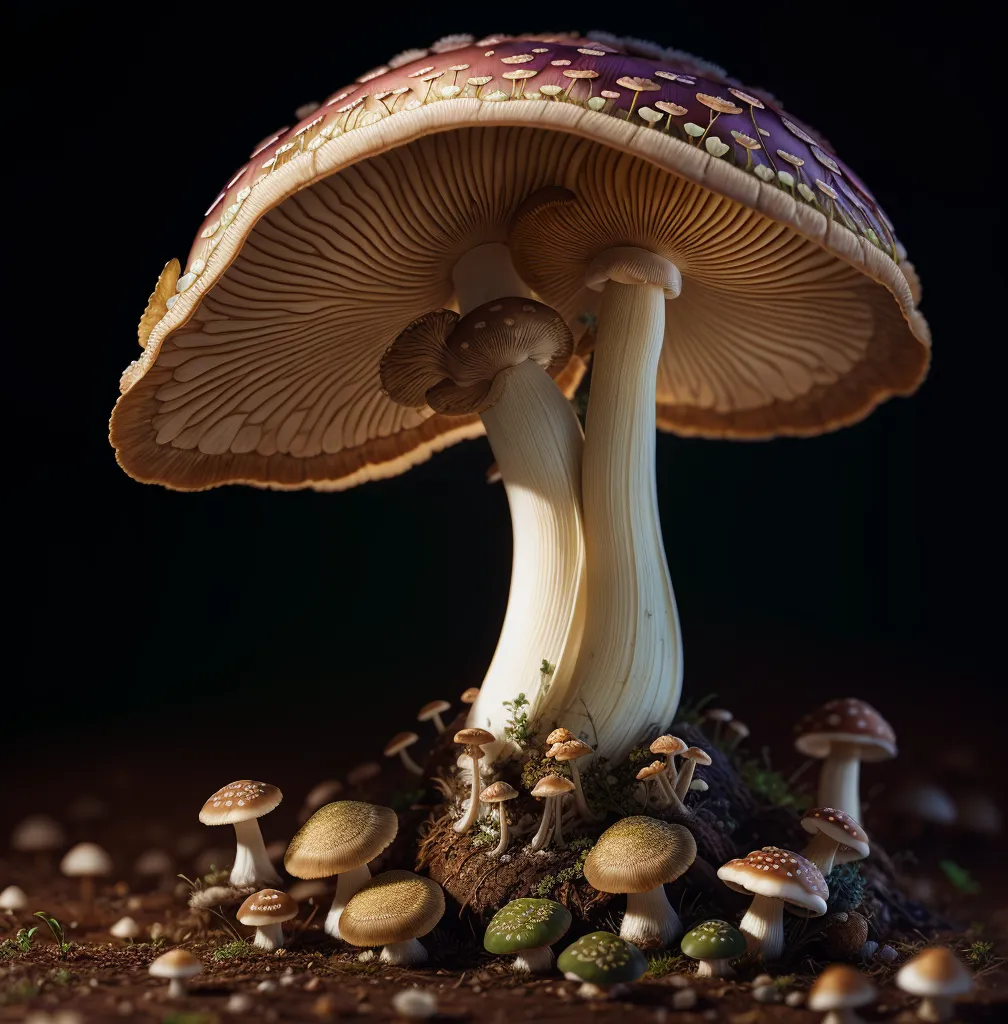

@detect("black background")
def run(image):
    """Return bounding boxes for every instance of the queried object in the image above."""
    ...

[6,7,1002,798]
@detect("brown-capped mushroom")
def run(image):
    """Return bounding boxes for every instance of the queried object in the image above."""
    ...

[460,687,481,705]
[530,775,576,852]
[800,807,870,874]
[481,782,518,856]
[60,842,112,909]
[237,889,299,951]
[896,947,973,1022]
[384,732,424,776]
[149,948,202,998]
[199,781,283,889]
[649,736,689,810]
[808,964,876,1024]
[548,738,599,820]
[674,747,712,801]
[417,700,452,735]
[636,761,668,808]
[453,728,496,834]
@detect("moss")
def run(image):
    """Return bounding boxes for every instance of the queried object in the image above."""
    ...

[470,820,501,849]
[210,940,255,962]
[520,751,571,792]
[647,951,687,978]
[532,837,595,899]
[825,863,867,913]
[963,939,1001,972]
[580,746,655,818]
[735,750,810,810]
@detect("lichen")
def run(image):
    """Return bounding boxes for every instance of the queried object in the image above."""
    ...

[825,863,867,913]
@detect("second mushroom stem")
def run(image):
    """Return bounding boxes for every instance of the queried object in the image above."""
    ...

[325,863,371,940]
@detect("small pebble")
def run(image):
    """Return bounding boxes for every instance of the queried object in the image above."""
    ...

[752,984,781,1003]
[358,949,376,962]
[227,994,254,1014]
[555,986,568,998]
[391,989,438,1019]
[313,994,339,1018]
[671,988,697,1010]
[878,944,898,963]
[861,940,879,959]
[117,1001,134,1016]
[279,973,296,987]
[257,980,277,993]
[305,977,321,991]
[785,991,805,1007]
[89,978,99,988]
[751,973,773,987]
[667,974,691,988]
[472,984,482,993]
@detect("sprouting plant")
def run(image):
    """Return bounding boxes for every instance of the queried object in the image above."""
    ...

[15,926,38,952]
[939,860,981,894]
[539,659,556,695]
[962,939,1001,972]
[503,692,533,746]
[33,912,72,954]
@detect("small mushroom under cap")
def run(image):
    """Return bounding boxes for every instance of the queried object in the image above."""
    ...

[548,738,599,821]
[384,731,424,776]
[484,898,572,973]
[480,781,518,857]
[149,948,202,998]
[60,842,113,907]
[529,774,575,852]
[237,888,299,950]
[339,870,445,965]
[808,964,876,1023]
[674,746,712,801]
[199,781,283,889]
[460,687,480,705]
[896,947,973,1022]
[801,807,870,874]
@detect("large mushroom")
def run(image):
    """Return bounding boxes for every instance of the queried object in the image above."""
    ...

[795,699,897,819]
[381,299,587,748]
[283,800,397,941]
[717,847,827,961]
[198,781,283,889]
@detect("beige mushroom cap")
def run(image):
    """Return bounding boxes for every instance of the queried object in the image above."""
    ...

[549,739,593,762]
[60,842,113,878]
[896,947,973,998]
[650,735,688,758]
[546,727,577,746]
[417,700,452,722]
[454,727,496,748]
[636,761,667,781]
[346,762,382,786]
[801,807,871,860]
[531,775,576,799]
[717,847,828,916]
[460,688,481,705]
[794,699,897,762]
[11,815,65,853]
[149,948,203,980]
[384,732,420,757]
[584,816,696,894]
[480,782,518,803]
[237,888,299,926]
[339,870,445,948]
[808,964,876,1010]
[681,747,712,766]
[199,781,282,826]
[284,801,397,878]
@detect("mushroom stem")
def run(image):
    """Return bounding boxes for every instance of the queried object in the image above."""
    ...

[454,751,484,834]
[738,893,786,961]
[821,1011,865,1024]
[802,831,841,875]
[675,761,699,801]
[915,995,953,1022]
[620,885,682,948]
[453,242,532,315]
[552,797,568,850]
[463,356,587,755]
[430,712,446,734]
[696,957,735,979]
[252,922,285,951]
[396,749,424,776]
[80,876,95,909]
[325,863,372,940]
[818,743,863,819]
[231,818,281,889]
[560,260,683,759]
[530,799,554,852]
[492,805,510,857]
[513,945,555,973]
[379,938,427,966]
[567,760,599,821]
[167,978,188,999]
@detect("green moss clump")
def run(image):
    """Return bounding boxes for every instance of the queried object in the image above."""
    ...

[211,940,255,962]
[735,751,811,810]
[532,837,595,899]
[647,951,687,978]
[825,863,867,913]
[521,751,572,792]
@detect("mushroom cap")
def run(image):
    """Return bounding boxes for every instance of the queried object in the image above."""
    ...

[794,699,897,761]
[284,801,397,878]
[650,735,688,758]
[0,885,28,911]
[346,762,382,786]
[110,916,141,939]
[636,760,667,781]
[890,782,958,825]
[549,739,593,762]
[237,888,299,926]
[801,807,870,861]
[681,746,712,766]
[808,964,876,1010]
[531,775,576,799]
[705,709,734,723]
[60,842,113,878]
[11,814,65,852]
[546,727,577,746]
[149,948,203,980]
[896,947,973,997]
[135,849,174,876]
[557,931,648,985]
[302,779,345,814]
[459,688,481,705]
[727,721,750,740]
[584,817,696,894]
[417,699,452,722]
[199,781,282,826]
[338,870,445,948]
[717,847,828,916]
[484,898,573,953]
[680,919,747,961]
[112,35,924,491]
[380,298,574,416]
[454,727,496,748]
[384,731,420,756]
[480,781,518,803]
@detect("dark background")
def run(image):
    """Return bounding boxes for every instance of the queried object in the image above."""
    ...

[6,7,1002,820]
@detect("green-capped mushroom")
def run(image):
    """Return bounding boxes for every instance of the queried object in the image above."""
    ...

[680,919,747,978]
[557,931,648,999]
[484,898,573,973]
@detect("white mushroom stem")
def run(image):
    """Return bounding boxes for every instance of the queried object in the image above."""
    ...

[513,946,555,973]
[560,250,683,760]
[695,957,735,979]
[379,938,427,966]
[914,995,954,1023]
[552,798,568,850]
[675,761,700,801]
[325,863,371,940]
[456,246,587,759]
[530,800,554,852]
[252,922,285,951]
[428,712,446,733]
[565,759,599,821]
[619,885,682,948]
[818,743,864,819]
[230,819,281,889]
[821,1010,865,1024]
[802,832,841,875]
[492,804,511,857]
[167,978,189,999]
[454,750,484,834]
[738,893,786,961]
[396,749,424,776]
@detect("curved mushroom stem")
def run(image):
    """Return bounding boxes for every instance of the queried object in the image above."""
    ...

[818,743,863,819]
[380,938,427,966]
[530,799,554,852]
[695,957,735,979]
[252,922,285,951]
[325,863,371,940]
[675,760,704,801]
[738,893,785,961]
[552,796,568,850]
[492,804,510,857]
[620,885,682,949]
[454,750,484,834]
[915,995,953,1022]
[513,945,555,974]
[231,818,281,889]
[167,978,188,999]
[560,250,683,760]
[397,749,424,776]
[802,832,841,875]
[566,759,600,821]
[429,711,446,734]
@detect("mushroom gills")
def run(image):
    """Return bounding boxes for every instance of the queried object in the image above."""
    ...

[325,863,372,940]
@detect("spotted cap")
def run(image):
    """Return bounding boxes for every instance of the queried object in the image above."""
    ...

[794,699,897,762]
[199,781,282,826]
[237,888,299,927]
[284,801,397,878]
[557,931,648,985]
[800,807,870,861]
[680,919,746,961]
[484,898,572,954]
[339,870,445,947]
[717,847,827,916]
[584,816,696,894]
